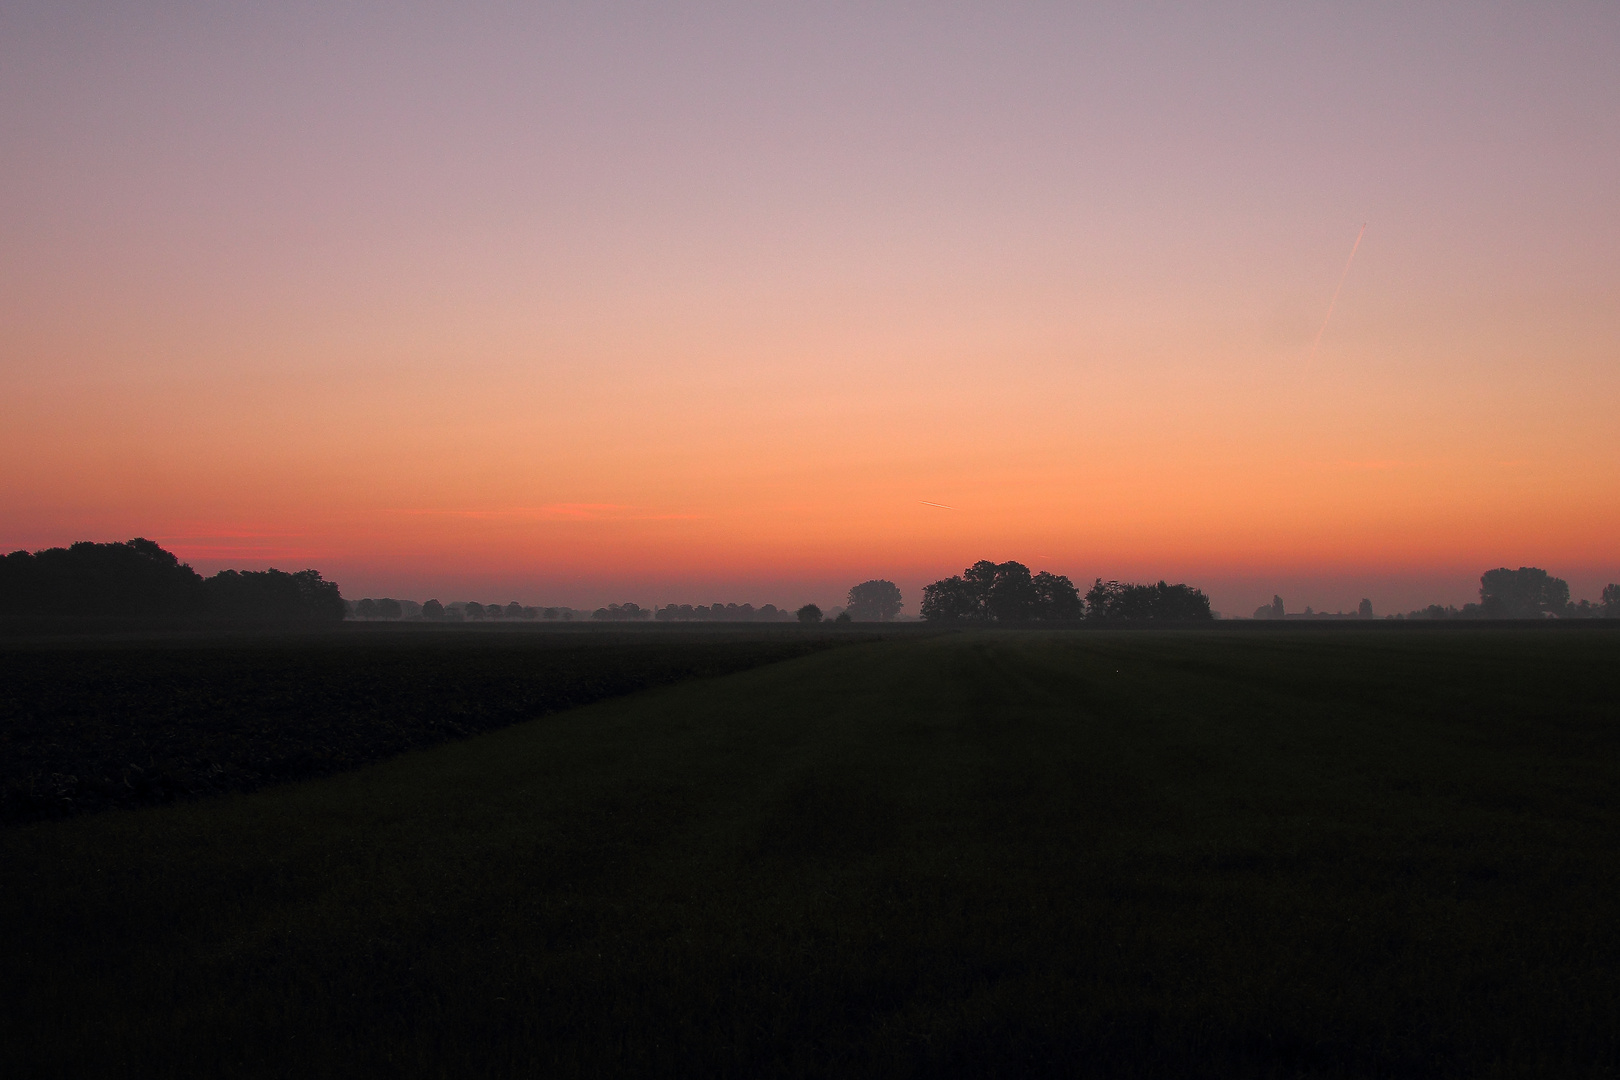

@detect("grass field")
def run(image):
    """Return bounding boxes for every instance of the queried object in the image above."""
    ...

[3,627,1618,1076]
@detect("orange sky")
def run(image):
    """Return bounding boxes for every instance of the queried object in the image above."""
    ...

[2,3,1617,614]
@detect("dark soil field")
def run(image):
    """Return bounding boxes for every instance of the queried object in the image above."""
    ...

[3,626,1618,1077]
[0,624,862,824]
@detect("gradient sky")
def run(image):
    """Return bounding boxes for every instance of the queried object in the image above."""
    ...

[3,1,1617,614]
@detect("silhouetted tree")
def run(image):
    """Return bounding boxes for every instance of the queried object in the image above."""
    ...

[591,603,651,621]
[921,561,1080,623]
[203,568,346,623]
[834,611,852,624]
[986,562,1037,622]
[1604,584,1620,618]
[1358,598,1373,618]
[377,598,403,620]
[962,561,999,617]
[846,579,903,621]
[422,599,445,619]
[356,598,380,619]
[797,603,823,624]
[920,576,978,622]
[0,538,206,618]
[1087,579,1212,621]
[1032,571,1082,620]
[1479,567,1569,619]
[589,605,651,621]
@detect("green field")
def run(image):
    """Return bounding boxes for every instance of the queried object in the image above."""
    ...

[4,627,1618,1076]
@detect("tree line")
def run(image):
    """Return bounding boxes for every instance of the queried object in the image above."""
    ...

[920,560,1212,623]
[0,539,345,623]
[653,603,797,622]
[398,601,582,621]
[1255,568,1620,621]
[1403,567,1619,620]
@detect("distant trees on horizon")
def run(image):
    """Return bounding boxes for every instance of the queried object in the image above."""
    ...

[593,603,652,621]
[403,600,571,622]
[11,540,1614,629]
[919,560,1212,623]
[846,580,903,622]
[654,602,797,623]
[1258,567,1620,621]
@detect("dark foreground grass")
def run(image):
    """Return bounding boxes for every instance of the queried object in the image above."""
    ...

[3,628,1617,1077]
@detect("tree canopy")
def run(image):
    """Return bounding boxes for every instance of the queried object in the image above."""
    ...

[202,569,347,623]
[591,603,652,622]
[1479,567,1570,619]
[654,603,792,622]
[0,539,345,623]
[845,580,903,622]
[1085,579,1213,622]
[0,538,204,617]
[920,561,1082,623]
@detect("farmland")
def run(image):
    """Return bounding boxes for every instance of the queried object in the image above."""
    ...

[0,624,864,823]
[3,625,1618,1076]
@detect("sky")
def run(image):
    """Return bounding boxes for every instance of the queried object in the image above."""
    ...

[3,1,1617,615]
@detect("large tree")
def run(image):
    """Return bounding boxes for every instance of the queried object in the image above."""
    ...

[204,568,346,623]
[0,538,205,618]
[919,577,978,622]
[986,562,1037,622]
[920,561,1081,623]
[1479,567,1569,618]
[1032,571,1083,620]
[845,579,903,621]
[1086,579,1213,621]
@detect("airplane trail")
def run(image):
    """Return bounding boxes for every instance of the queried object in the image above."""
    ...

[1308,222,1367,359]
[920,501,957,510]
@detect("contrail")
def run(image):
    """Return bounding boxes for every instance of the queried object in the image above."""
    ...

[920,501,956,510]
[1308,222,1366,359]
